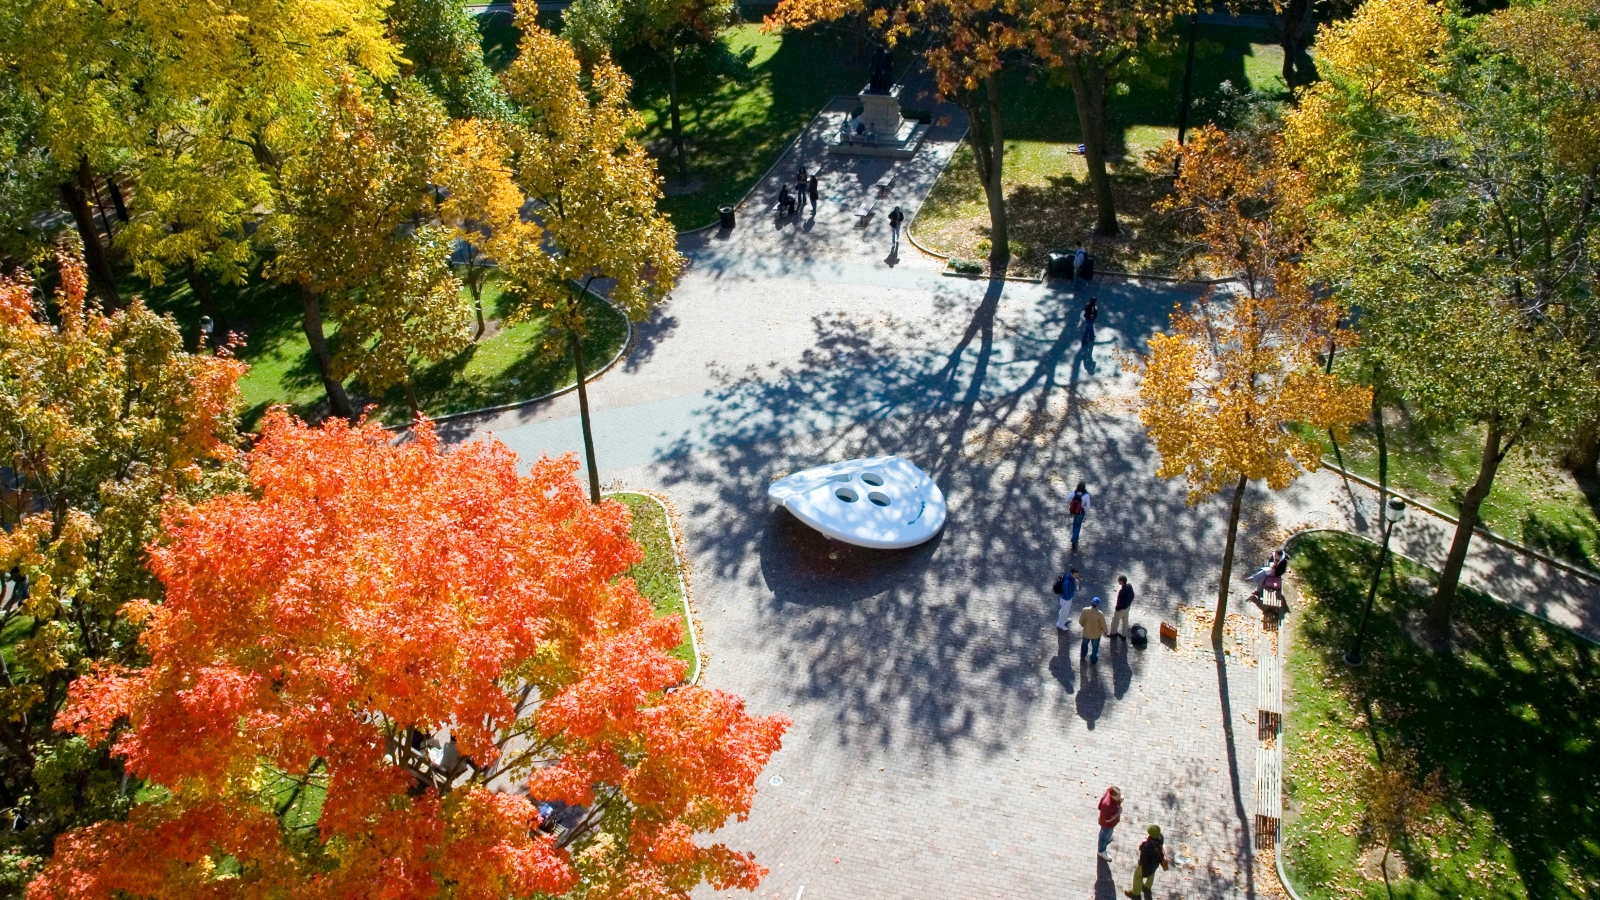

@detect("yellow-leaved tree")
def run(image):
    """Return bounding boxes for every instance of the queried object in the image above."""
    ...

[1140,126,1370,641]
[439,16,682,502]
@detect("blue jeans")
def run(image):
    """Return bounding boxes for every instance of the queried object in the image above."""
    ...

[1081,637,1100,661]
[1071,512,1085,544]
[1098,825,1115,854]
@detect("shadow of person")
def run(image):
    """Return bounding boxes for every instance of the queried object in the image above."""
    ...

[1049,628,1077,694]
[1111,636,1134,699]
[886,245,900,267]
[1076,658,1107,728]
[1095,854,1119,900]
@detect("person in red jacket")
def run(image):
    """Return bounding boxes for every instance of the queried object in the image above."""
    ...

[1097,785,1123,860]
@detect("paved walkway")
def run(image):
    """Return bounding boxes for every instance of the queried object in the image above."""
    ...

[442,98,1599,899]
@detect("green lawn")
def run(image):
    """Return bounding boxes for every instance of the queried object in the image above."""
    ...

[479,12,872,230]
[913,25,1290,273]
[614,492,697,673]
[1294,414,1600,572]
[1281,532,1600,900]
[125,271,628,428]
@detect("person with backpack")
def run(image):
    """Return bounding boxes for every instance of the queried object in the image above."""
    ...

[1054,567,1080,631]
[1068,481,1092,552]
[1125,825,1169,898]
[1072,245,1087,292]
[888,206,905,251]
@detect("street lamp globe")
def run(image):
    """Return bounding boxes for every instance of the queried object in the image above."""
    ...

[1385,497,1407,525]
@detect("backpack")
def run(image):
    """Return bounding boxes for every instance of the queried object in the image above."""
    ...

[1069,493,1084,516]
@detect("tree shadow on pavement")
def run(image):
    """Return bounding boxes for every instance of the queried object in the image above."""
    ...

[650,272,1254,759]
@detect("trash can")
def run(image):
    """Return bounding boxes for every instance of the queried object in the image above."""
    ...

[718,205,736,229]
[1047,252,1073,278]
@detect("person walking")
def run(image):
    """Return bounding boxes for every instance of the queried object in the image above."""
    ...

[1054,567,1080,631]
[1068,481,1091,552]
[1081,295,1099,349]
[888,206,904,250]
[807,173,819,213]
[1110,576,1134,639]
[1080,597,1107,663]
[1097,786,1123,860]
[1125,825,1169,898]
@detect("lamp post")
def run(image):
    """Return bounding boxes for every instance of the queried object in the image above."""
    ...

[198,316,214,354]
[1345,497,1407,667]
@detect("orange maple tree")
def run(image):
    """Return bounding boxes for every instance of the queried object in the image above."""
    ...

[29,412,788,900]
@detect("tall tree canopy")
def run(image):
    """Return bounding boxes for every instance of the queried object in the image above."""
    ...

[264,75,470,419]
[1141,126,1370,640]
[388,0,509,119]
[28,413,788,900]
[0,0,400,304]
[1285,0,1600,634]
[0,248,245,891]
[440,21,682,503]
[566,0,741,184]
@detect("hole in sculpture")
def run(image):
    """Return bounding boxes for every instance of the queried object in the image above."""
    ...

[868,492,890,507]
[861,472,885,486]
[835,488,859,503]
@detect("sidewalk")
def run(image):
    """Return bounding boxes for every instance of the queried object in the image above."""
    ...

[1279,467,1600,643]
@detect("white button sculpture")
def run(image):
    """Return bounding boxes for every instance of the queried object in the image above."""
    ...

[767,455,947,549]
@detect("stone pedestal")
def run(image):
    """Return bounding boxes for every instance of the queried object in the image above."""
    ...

[830,84,928,159]
[858,84,904,138]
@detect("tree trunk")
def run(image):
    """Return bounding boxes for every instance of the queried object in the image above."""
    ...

[569,321,603,504]
[1563,414,1599,478]
[1278,0,1319,92]
[1429,421,1510,636]
[1214,474,1249,644]
[471,278,486,341]
[667,46,688,185]
[962,76,1010,270]
[60,159,121,307]
[403,379,422,418]
[1065,52,1119,236]
[299,282,354,419]
[186,264,223,343]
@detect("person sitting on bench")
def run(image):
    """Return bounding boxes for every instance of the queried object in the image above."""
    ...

[778,185,796,216]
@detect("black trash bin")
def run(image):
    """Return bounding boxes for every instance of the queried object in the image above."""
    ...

[718,205,736,229]
[1047,252,1073,279]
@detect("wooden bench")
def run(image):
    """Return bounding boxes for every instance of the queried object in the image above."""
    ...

[853,172,897,222]
[1253,743,1282,849]
[1257,636,1282,740]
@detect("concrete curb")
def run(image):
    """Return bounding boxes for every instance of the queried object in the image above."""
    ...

[609,490,703,686]
[392,284,632,432]
[1317,459,1600,585]
[940,269,1045,284]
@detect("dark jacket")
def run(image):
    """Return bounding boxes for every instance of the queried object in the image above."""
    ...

[1137,835,1165,871]
[1116,583,1134,610]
